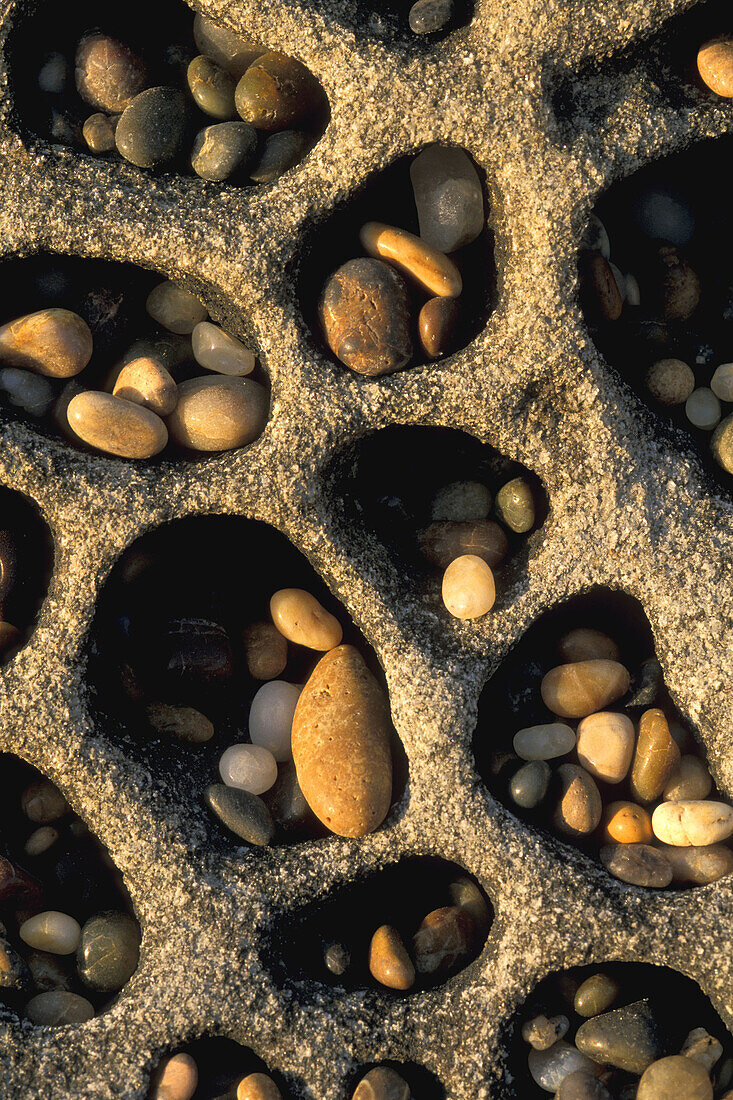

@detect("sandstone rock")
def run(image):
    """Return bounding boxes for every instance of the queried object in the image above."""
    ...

[553,764,602,836]
[630,709,680,803]
[541,660,630,719]
[369,925,415,990]
[0,308,92,377]
[441,554,495,619]
[652,800,733,846]
[409,144,484,252]
[270,588,342,650]
[360,221,462,298]
[113,356,178,416]
[697,37,733,98]
[67,391,168,459]
[166,376,268,451]
[417,519,508,569]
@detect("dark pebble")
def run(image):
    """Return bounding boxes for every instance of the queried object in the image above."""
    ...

[324,942,350,976]
[626,658,662,707]
[77,911,140,992]
[642,244,700,322]
[261,761,314,832]
[0,530,17,605]
[249,130,312,184]
[580,250,623,323]
[409,0,456,34]
[0,856,43,906]
[556,1071,613,1100]
[186,55,236,120]
[235,50,323,131]
[191,121,258,182]
[575,999,667,1074]
[510,760,550,809]
[115,87,188,168]
[205,783,274,845]
[0,928,30,990]
[161,617,234,685]
[418,296,460,358]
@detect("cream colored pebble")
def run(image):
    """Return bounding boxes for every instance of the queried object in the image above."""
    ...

[67,391,168,458]
[113,356,178,415]
[192,321,256,376]
[166,375,267,451]
[20,911,82,954]
[441,554,495,619]
[24,825,60,857]
[652,800,733,846]
[146,281,208,333]
[151,1052,199,1100]
[270,588,343,650]
[576,711,635,783]
[711,363,733,402]
[686,387,721,431]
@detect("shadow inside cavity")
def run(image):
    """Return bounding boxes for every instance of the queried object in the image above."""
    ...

[149,1037,291,1100]
[0,485,54,663]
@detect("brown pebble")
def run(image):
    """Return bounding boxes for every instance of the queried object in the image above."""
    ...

[82,112,118,153]
[697,37,733,98]
[22,779,69,824]
[113,357,178,416]
[412,906,474,974]
[0,857,43,905]
[237,1073,282,1100]
[150,1052,198,1100]
[553,763,602,836]
[417,519,508,570]
[145,703,214,743]
[558,628,620,664]
[541,660,630,719]
[579,250,623,322]
[235,50,323,130]
[166,376,268,452]
[24,826,59,857]
[368,925,415,990]
[419,296,461,357]
[574,973,621,1017]
[600,843,673,888]
[75,34,147,113]
[645,244,700,322]
[0,621,21,654]
[645,358,695,406]
[243,621,288,679]
[360,221,462,298]
[656,844,733,885]
[0,309,92,378]
[291,645,393,837]
[636,1055,712,1100]
[630,708,680,803]
[67,391,168,459]
[352,1067,410,1100]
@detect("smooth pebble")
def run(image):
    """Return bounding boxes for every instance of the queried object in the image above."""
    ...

[522,1013,570,1050]
[113,356,178,416]
[602,801,653,845]
[541,660,630,719]
[368,925,415,990]
[191,121,258,181]
[656,843,733,885]
[67,391,168,459]
[441,554,495,619]
[75,34,147,113]
[637,1055,713,1100]
[237,1074,283,1100]
[166,376,268,451]
[431,480,491,521]
[663,755,712,802]
[712,413,733,474]
[574,973,620,1018]
[249,130,312,184]
[20,912,81,955]
[146,282,208,334]
[553,764,602,837]
[76,911,140,992]
[270,589,342,650]
[575,999,665,1074]
[710,363,733,402]
[360,221,462,298]
[204,783,274,845]
[0,367,55,416]
[528,1041,601,1093]
[682,1028,723,1072]
[558,628,620,664]
[242,621,288,680]
[150,1052,199,1100]
[115,87,188,168]
[351,1067,410,1100]
[418,296,461,358]
[408,0,456,34]
[25,990,94,1025]
[630,708,680,803]
[600,843,672,888]
[249,680,301,761]
[495,477,535,532]
[235,51,323,131]
[510,760,551,809]
[146,703,214,743]
[193,14,265,77]
[697,37,733,98]
[418,519,508,570]
[187,55,236,119]
[576,712,634,783]
[219,744,278,795]
[645,358,695,406]
[192,322,255,376]
[652,800,733,846]
[22,779,68,823]
[409,143,484,252]
[412,906,473,974]
[686,388,721,431]
[513,723,575,761]
[0,308,92,378]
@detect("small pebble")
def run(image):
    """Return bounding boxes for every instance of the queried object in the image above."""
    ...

[602,801,653,844]
[20,912,82,955]
[324,942,350,976]
[513,723,575,761]
[38,52,68,94]
[408,0,456,34]
[663,755,712,802]
[656,843,733,885]
[541,660,630,719]
[418,519,508,570]
[249,681,301,761]
[75,34,147,113]
[351,1067,410,1100]
[645,358,695,406]
[711,413,733,474]
[686,388,721,430]
[192,322,255,375]
[710,363,733,402]
[556,1072,612,1100]
[67,391,168,459]
[360,221,462,298]
[576,712,634,783]
[166,376,268,451]
[494,477,535,532]
[410,143,483,252]
[412,906,473,974]
[235,51,323,130]
[0,367,55,417]
[441,554,495,619]
[630,709,680,803]
[204,783,274,845]
[510,760,551,809]
[150,1052,199,1100]
[113,356,178,416]
[431,480,491,521]
[553,764,602,837]
[626,273,641,305]
[22,779,68,823]
[652,800,733,846]
[82,113,118,153]
[368,925,415,990]
[580,250,623,322]
[237,1074,283,1100]
[637,1055,712,1100]
[418,296,461,358]
[626,657,662,708]
[249,129,312,184]
[115,87,188,168]
[682,1028,723,1072]
[193,14,265,77]
[697,37,733,98]
[447,876,491,940]
[0,308,92,378]
[319,257,412,376]
[25,990,95,1025]
[521,1013,569,1050]
[574,973,620,1017]
[242,622,288,680]
[190,119,258,181]
[645,244,700,322]
[270,589,342,651]
[146,281,208,335]
[187,55,236,119]
[219,744,278,795]
[581,214,611,260]
[528,1042,601,1093]
[76,911,140,992]
[575,999,665,1074]
[147,703,214,743]
[558,628,619,664]
[600,843,673,888]
[24,826,59,857]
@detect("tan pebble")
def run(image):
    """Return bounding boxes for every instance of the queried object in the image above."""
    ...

[113,356,178,416]
[682,1028,723,1072]
[25,990,94,1025]
[151,1052,199,1100]
[146,703,214,743]
[602,802,653,845]
[412,906,474,974]
[513,723,575,761]
[600,843,673,888]
[637,1055,712,1100]
[24,826,59,857]
[368,925,415,990]
[574,973,621,1017]
[697,37,733,97]
[441,554,495,619]
[243,621,288,679]
[558,628,620,663]
[579,250,623,322]
[553,764,602,836]
[82,112,118,153]
[0,308,92,378]
[291,645,392,837]
[419,296,461,357]
[522,1013,570,1050]
[270,589,342,650]
[146,281,208,333]
[656,843,733,885]
[20,911,81,954]
[645,359,695,406]
[237,1073,282,1100]
[710,363,733,402]
[352,1066,410,1100]
[418,519,508,570]
[576,712,634,783]
[166,376,268,451]
[663,755,712,802]
[652,800,733,846]
[360,221,462,298]
[540,660,630,719]
[68,391,168,458]
[22,779,69,823]
[630,708,680,803]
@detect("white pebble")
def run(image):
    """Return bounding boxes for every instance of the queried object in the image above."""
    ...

[513,723,576,761]
[249,680,301,761]
[20,911,81,955]
[441,555,495,619]
[191,321,256,376]
[610,263,626,302]
[652,800,733,846]
[711,363,733,403]
[625,272,641,306]
[38,53,68,94]
[219,743,278,794]
[686,387,721,431]
[0,367,55,416]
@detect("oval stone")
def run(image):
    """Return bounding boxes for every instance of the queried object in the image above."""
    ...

[630,709,680,803]
[645,358,695,406]
[513,723,575,761]
[656,843,733,885]
[192,322,255,376]
[146,703,214,744]
[574,973,621,1018]
[291,644,393,837]
[25,990,94,1025]
[67,391,168,458]
[22,778,68,823]
[686,388,721,431]
[113,356,178,416]
[522,1013,570,1050]
[579,250,623,322]
[600,844,672,888]
[237,1074,283,1100]
[193,14,265,77]
[495,477,535,533]
[645,244,700,321]
[360,221,462,298]
[248,129,312,184]
[166,376,268,451]
[261,761,312,833]
[235,51,323,131]
[204,783,274,846]
[697,37,733,98]
[187,55,236,119]
[576,712,634,783]
[77,911,140,992]
[0,308,92,378]
[652,800,733,846]
[663,756,712,802]
[602,801,653,845]
[410,143,483,252]
[541,660,630,719]
[191,121,258,181]
[441,554,495,619]
[431,480,491,521]
[150,1052,198,1100]
[242,621,288,680]
[20,911,81,955]
[369,925,415,990]
[418,296,460,358]
[116,86,188,168]
[0,366,55,416]
[25,825,59,857]
[418,520,508,570]
[575,999,665,1074]
[249,680,301,761]
[412,906,473,975]
[712,413,733,474]
[528,1042,601,1093]
[82,112,118,154]
[75,34,147,113]
[510,760,551,809]
[711,363,733,402]
[637,1055,713,1100]
[270,588,342,651]
[553,764,602,837]
[558,628,620,664]
[146,281,208,334]
[352,1067,410,1100]
[319,258,412,377]
[219,744,278,795]
[409,0,456,35]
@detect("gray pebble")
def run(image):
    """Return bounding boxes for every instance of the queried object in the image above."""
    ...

[575,999,667,1075]
[115,86,188,168]
[191,121,257,182]
[409,0,456,34]
[556,1071,613,1100]
[626,657,662,707]
[495,477,535,533]
[510,760,550,809]
[205,783,274,845]
[249,130,312,184]
[324,942,350,976]
[0,368,56,416]
[76,911,140,992]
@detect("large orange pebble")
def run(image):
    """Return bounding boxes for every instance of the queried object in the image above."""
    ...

[602,801,653,845]
[540,660,630,719]
[291,645,392,837]
[368,925,415,990]
[697,37,733,98]
[630,708,680,803]
[237,1073,282,1100]
[360,221,462,298]
[270,588,342,650]
[0,308,92,378]
[150,1052,198,1100]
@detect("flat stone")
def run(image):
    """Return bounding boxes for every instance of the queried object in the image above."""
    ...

[418,519,508,570]
[0,856,43,905]
[442,554,495,619]
[626,657,663,708]
[242,621,288,679]
[602,801,653,844]
[645,359,695,406]
[418,295,461,358]
[447,877,491,940]
[219,744,278,795]
[541,660,630,719]
[237,1074,282,1100]
[0,308,92,377]
[351,1067,410,1100]
[711,413,733,474]
[697,37,733,98]
[600,843,672,888]
[576,712,634,783]
[412,906,473,975]
[22,778,68,823]
[20,912,82,955]
[553,764,602,836]
[192,322,255,375]
[630,709,681,803]
[235,51,323,130]
[113,356,178,416]
[76,911,140,992]
[556,1072,613,1100]
[187,55,236,119]
[261,762,313,832]
[557,628,620,664]
[67,391,168,459]
[513,723,576,761]
[663,756,712,802]
[319,257,413,377]
[25,990,95,1025]
[574,974,621,1017]
[509,760,551,808]
[75,34,147,113]
[115,87,188,168]
[682,1028,723,1072]
[369,925,415,990]
[193,14,265,78]
[270,588,342,650]
[521,1013,569,1050]
[166,376,268,451]
[24,825,60,857]
[249,681,301,761]
[686,388,721,431]
[292,645,393,837]
[575,999,667,1074]
[494,477,536,532]
[204,783,275,846]
[146,703,214,743]
[637,1055,712,1100]
[0,367,54,417]
[528,1042,601,1093]
[249,130,312,184]
[652,800,733,846]
[409,144,483,252]
[579,250,623,322]
[146,281,208,334]
[162,617,233,683]
[431,480,491,521]
[581,214,611,259]
[360,221,462,298]
[150,1052,199,1100]
[656,843,733,885]
[711,363,733,402]
[644,244,700,322]
[409,0,456,34]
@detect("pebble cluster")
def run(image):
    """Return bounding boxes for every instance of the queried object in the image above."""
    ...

[149,1042,284,1100]
[37,14,328,185]
[319,144,486,375]
[490,622,733,888]
[518,965,732,1098]
[0,758,140,1026]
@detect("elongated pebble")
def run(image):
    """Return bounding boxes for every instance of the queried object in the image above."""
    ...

[270,588,342,650]
[513,723,575,761]
[553,764,602,836]
[658,844,733,885]
[146,703,214,744]
[204,784,274,845]
[541,660,630,719]
[600,843,673,887]
[67,391,168,458]
[369,924,415,990]
[652,800,733,846]
[192,321,255,375]
[576,712,634,783]
[219,744,278,795]
[25,990,94,1025]
[686,387,721,430]
[630,709,680,803]
[193,14,265,77]
[113,356,178,416]
[574,973,620,1017]
[510,760,551,808]
[24,826,59,857]
[418,520,508,570]
[0,309,92,377]
[441,554,495,619]
[360,221,462,298]
[558,628,619,664]
[166,376,268,451]
[249,680,301,761]
[20,912,81,954]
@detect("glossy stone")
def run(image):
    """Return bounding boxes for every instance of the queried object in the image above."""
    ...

[556,1073,613,1100]
[75,34,147,113]
[166,376,268,451]
[242,621,288,680]
[602,801,653,845]
[82,112,118,153]
[418,519,508,570]
[115,87,188,168]
[600,843,672,888]
[22,778,68,823]
[192,322,255,375]
[187,55,236,120]
[442,554,495,619]
[686,388,721,431]
[580,250,623,322]
[652,800,733,846]
[292,645,393,837]
[541,660,630,719]
[20,911,81,955]
[656,843,733,885]
[510,759,551,809]
[412,906,473,975]
[67,391,168,459]
[113,356,178,416]
[235,51,323,131]
[360,221,462,298]
[24,825,60,857]
[0,308,92,378]
[553,764,602,837]
[576,712,634,783]
[495,477,535,532]
[249,680,300,761]
[574,973,621,1017]
[270,588,342,650]
[205,783,274,846]
[575,999,666,1074]
[146,281,208,334]
[77,911,140,992]
[410,144,483,252]
[319,257,413,376]
[448,876,491,940]
[663,756,712,802]
[25,990,95,1025]
[712,414,733,474]
[431,480,491,521]
[150,1052,198,1100]
[146,703,214,743]
[219,744,278,795]
[409,0,456,34]
[522,1013,570,1050]
[193,14,265,78]
[558,628,620,664]
[418,295,461,358]
[351,1067,410,1100]
[249,130,312,184]
[369,925,415,990]
[237,1074,283,1100]
[645,359,695,406]
[697,37,733,98]
[528,1042,601,1093]
[711,363,733,402]
[513,723,576,761]
[630,709,680,803]
[637,1055,712,1100]
[682,1028,723,1072]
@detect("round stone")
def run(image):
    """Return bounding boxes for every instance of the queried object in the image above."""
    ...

[408,0,456,34]
[24,825,60,857]
[319,257,413,377]
[513,723,575,761]
[351,1067,410,1100]
[150,1052,199,1100]
[556,1072,613,1100]
[22,778,68,823]
[249,681,301,761]
[77,911,140,992]
[412,906,473,974]
[558,628,620,664]
[431,480,491,521]
[602,801,653,844]
[418,520,508,570]
[509,760,551,809]
[711,413,733,473]
[697,37,733,98]
[204,784,274,845]
[656,844,733,885]
[25,990,94,1025]
[541,660,630,719]
[360,221,462,298]
[630,708,680,803]
[522,1013,570,1050]
[166,376,268,451]
[75,34,147,113]
[652,800,733,846]
[637,1055,712,1100]
[442,554,495,619]
[20,912,82,955]
[600,843,673,888]
[0,308,92,378]
[115,87,188,168]
[187,55,236,119]
[324,942,350,976]
[242,622,288,679]
[576,712,634,783]
[645,359,695,406]
[528,1042,602,1093]
[193,14,265,78]
[368,925,415,990]
[146,281,208,334]
[579,250,623,322]
[235,51,324,131]
[237,1074,282,1100]
[67,391,168,459]
[574,973,621,1017]
[248,129,313,184]
[553,764,602,837]
[419,296,461,358]
[495,477,535,532]
[663,756,712,802]
[270,589,342,651]
[686,388,721,431]
[82,112,118,153]
[710,363,733,402]
[410,143,484,252]
[0,367,55,416]
[575,999,665,1075]
[192,322,255,375]
[581,214,611,259]
[146,703,214,743]
[219,744,278,795]
[113,356,178,416]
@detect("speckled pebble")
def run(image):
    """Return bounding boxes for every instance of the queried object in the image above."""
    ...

[115,87,188,168]
[270,589,342,650]
[645,359,695,406]
[521,1012,569,1050]
[553,764,602,836]
[166,376,268,451]
[408,0,456,34]
[710,363,733,402]
[636,1055,712,1100]
[711,413,733,474]
[75,34,147,113]
[494,477,535,532]
[600,843,672,888]
[25,990,94,1025]
[574,973,620,1017]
